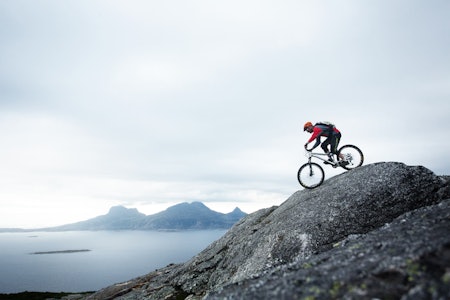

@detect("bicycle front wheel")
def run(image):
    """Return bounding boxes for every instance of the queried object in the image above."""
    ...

[297,162,325,189]
[338,144,364,170]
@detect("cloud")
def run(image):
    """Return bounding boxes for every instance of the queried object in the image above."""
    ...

[0,0,449,227]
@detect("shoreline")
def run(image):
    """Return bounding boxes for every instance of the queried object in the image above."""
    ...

[0,291,94,300]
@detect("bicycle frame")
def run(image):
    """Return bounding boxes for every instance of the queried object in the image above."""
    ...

[305,151,339,167]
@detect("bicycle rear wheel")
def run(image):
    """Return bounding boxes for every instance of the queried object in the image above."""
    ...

[297,162,325,189]
[337,144,364,170]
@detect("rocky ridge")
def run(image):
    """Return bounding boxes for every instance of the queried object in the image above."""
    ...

[79,162,450,300]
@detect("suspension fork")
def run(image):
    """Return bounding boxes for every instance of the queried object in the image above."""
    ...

[307,157,314,175]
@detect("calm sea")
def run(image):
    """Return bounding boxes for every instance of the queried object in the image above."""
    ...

[0,230,226,293]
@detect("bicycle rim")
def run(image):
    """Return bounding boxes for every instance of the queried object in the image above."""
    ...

[338,145,364,170]
[297,162,325,189]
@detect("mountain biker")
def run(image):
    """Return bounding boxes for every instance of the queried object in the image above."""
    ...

[303,121,344,164]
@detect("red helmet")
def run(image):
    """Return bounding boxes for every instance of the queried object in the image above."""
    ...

[303,121,313,131]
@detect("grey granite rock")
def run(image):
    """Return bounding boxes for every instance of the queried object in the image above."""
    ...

[82,162,450,300]
[206,199,450,299]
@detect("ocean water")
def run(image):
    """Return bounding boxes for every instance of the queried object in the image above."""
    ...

[0,230,226,293]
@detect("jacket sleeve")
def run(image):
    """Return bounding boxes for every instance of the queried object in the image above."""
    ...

[308,127,322,143]
[311,137,321,149]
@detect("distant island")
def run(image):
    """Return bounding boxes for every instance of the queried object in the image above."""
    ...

[0,202,247,232]
[30,249,91,255]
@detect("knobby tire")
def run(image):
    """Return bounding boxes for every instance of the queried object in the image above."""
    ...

[337,144,364,170]
[297,162,325,189]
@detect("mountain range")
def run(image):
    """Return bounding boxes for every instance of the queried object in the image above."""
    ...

[0,202,247,232]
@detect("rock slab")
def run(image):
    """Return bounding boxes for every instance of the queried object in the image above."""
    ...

[81,162,450,300]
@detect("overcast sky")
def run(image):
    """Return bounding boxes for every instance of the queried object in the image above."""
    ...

[1,0,449,228]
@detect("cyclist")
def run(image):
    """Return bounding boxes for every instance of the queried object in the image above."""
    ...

[303,121,345,164]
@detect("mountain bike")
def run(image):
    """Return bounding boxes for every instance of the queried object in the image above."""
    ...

[297,145,364,189]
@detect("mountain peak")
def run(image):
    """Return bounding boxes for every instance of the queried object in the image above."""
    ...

[165,201,211,213]
[226,207,246,219]
[108,206,141,216]
[144,201,244,230]
[231,207,244,214]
